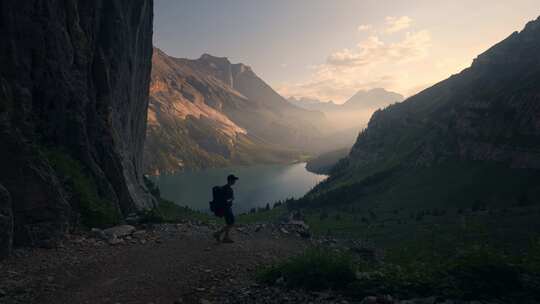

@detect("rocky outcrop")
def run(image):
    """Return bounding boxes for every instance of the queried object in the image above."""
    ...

[0,0,155,255]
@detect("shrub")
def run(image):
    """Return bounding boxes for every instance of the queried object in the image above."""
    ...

[257,248,356,291]
[441,246,522,299]
[141,198,210,224]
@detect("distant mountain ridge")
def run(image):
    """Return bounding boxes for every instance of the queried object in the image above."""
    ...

[145,49,329,174]
[288,88,404,112]
[288,89,404,145]
[342,88,404,110]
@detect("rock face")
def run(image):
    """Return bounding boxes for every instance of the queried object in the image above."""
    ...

[146,49,328,174]
[0,0,155,254]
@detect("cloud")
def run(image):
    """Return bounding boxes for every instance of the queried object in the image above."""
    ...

[385,16,413,33]
[357,24,372,32]
[277,29,431,103]
[276,16,437,103]
[326,30,431,67]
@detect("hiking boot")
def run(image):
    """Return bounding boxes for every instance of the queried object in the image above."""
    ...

[222,237,234,243]
[213,231,222,242]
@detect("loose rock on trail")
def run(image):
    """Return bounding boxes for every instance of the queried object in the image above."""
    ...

[0,221,309,304]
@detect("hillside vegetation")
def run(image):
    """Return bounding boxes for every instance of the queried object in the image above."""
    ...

[290,17,540,253]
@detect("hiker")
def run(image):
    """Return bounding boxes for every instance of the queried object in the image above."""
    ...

[212,174,239,243]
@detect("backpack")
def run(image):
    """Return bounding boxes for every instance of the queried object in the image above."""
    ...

[209,186,226,217]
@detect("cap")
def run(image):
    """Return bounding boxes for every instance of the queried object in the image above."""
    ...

[227,174,239,181]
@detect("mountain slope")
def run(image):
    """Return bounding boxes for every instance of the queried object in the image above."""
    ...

[145,49,325,174]
[300,16,540,211]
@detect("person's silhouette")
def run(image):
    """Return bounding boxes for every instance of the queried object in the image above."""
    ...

[213,174,238,243]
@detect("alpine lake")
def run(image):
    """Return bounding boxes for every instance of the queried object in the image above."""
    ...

[152,162,327,213]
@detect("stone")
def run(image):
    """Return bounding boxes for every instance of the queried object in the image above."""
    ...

[132,230,147,239]
[103,225,136,238]
[91,228,107,240]
[107,235,124,246]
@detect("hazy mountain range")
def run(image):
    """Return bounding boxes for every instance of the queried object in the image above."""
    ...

[288,88,404,112]
[289,88,404,133]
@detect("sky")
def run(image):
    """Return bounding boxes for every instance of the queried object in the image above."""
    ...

[154,0,540,103]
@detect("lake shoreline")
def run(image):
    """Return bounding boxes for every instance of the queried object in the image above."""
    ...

[151,163,327,213]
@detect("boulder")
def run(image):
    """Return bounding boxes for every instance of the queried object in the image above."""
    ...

[132,230,147,239]
[103,225,136,238]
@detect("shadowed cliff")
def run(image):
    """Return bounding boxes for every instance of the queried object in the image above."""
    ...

[0,0,155,257]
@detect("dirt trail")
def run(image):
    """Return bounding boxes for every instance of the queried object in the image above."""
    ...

[0,223,308,304]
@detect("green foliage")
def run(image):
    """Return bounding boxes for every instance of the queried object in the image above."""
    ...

[346,263,439,299]
[305,147,350,175]
[237,205,287,224]
[257,248,356,291]
[139,198,212,224]
[44,148,119,228]
[442,246,522,299]
[260,244,540,301]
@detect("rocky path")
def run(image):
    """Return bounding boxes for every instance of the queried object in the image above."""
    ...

[0,222,311,304]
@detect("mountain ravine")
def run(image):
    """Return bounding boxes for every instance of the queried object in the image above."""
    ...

[0,0,155,258]
[145,48,329,174]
